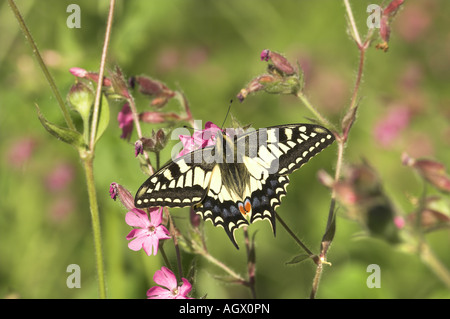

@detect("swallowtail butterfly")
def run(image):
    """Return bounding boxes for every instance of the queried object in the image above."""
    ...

[135,124,334,248]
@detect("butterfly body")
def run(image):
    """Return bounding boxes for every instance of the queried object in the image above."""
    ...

[135,124,334,248]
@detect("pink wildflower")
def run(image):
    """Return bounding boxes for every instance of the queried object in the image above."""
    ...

[147,267,193,299]
[373,106,411,147]
[177,121,223,157]
[126,208,170,256]
[118,103,134,140]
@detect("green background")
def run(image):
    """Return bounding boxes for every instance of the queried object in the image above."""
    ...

[1,0,449,298]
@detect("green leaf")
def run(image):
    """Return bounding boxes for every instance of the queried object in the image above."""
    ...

[320,206,337,256]
[95,93,110,143]
[36,104,86,149]
[285,253,312,265]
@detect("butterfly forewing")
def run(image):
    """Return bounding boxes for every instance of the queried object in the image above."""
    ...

[135,147,216,208]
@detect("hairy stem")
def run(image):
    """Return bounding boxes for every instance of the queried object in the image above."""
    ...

[310,1,368,299]
[8,0,75,130]
[296,92,336,131]
[82,154,107,299]
[243,227,256,299]
[89,0,116,149]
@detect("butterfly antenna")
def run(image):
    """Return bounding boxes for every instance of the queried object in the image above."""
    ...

[220,99,233,130]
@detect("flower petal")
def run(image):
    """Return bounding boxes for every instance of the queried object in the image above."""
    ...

[178,278,193,297]
[149,207,163,226]
[147,286,172,299]
[125,209,150,228]
[155,225,171,240]
[127,235,147,251]
[142,235,158,256]
[153,267,178,290]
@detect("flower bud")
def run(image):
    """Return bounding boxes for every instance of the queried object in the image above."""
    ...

[67,82,94,121]
[402,153,450,193]
[139,111,166,124]
[134,140,144,157]
[260,49,296,75]
[407,208,450,231]
[118,103,134,141]
[263,75,301,95]
[137,129,168,154]
[69,67,111,86]
[130,76,175,108]
[376,0,404,52]
[109,66,131,99]
[109,182,135,211]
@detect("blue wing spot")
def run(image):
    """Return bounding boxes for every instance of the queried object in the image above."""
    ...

[252,197,261,209]
[230,205,239,216]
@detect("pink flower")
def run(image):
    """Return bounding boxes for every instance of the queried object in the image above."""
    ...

[7,137,36,169]
[373,106,411,147]
[177,121,223,157]
[126,208,170,256]
[45,163,75,192]
[69,67,88,78]
[69,67,112,86]
[147,267,193,299]
[118,103,134,140]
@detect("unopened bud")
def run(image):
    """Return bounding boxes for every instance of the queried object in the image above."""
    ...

[109,182,135,211]
[109,66,131,99]
[403,153,450,193]
[67,82,94,121]
[138,129,168,154]
[260,49,296,75]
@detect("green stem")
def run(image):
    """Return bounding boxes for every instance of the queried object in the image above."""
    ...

[192,240,245,282]
[159,245,172,271]
[81,154,107,299]
[276,214,315,258]
[343,0,362,46]
[243,227,256,299]
[310,0,367,299]
[296,92,336,131]
[89,0,115,149]
[8,0,75,130]
[420,242,450,289]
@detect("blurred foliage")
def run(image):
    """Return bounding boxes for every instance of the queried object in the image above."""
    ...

[1,0,449,299]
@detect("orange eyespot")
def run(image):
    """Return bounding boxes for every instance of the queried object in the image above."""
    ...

[238,199,252,216]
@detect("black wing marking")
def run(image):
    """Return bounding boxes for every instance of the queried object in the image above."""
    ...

[134,146,216,208]
[233,124,334,177]
[194,173,290,249]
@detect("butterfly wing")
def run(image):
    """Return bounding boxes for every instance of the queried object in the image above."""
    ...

[135,147,216,208]
[236,124,334,238]
[194,164,250,249]
[238,124,335,177]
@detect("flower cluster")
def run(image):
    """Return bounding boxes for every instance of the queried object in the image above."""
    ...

[109,182,194,298]
[237,49,301,102]
[376,0,405,52]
